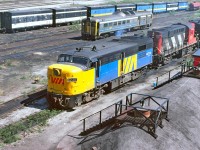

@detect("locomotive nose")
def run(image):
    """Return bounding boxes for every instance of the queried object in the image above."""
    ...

[47,64,83,94]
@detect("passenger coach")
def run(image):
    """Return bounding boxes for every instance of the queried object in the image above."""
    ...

[52,7,87,26]
[81,11,153,40]
[1,8,53,32]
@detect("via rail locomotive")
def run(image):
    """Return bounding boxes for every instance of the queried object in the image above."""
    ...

[47,21,198,109]
[81,11,153,40]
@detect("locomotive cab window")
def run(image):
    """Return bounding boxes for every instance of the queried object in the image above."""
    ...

[139,45,147,51]
[57,54,89,66]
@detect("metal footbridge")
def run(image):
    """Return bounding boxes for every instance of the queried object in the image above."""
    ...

[80,93,169,139]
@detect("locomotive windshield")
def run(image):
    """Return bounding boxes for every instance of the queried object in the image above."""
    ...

[57,54,89,66]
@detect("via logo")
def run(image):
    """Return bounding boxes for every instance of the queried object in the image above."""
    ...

[51,77,64,85]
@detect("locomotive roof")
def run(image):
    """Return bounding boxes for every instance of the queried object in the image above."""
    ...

[61,36,152,60]
[174,22,193,29]
[152,24,185,33]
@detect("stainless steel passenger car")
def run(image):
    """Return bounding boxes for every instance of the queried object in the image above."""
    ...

[1,8,53,32]
[81,11,153,40]
[52,6,87,26]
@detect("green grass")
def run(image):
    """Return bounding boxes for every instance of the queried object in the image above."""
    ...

[0,110,62,144]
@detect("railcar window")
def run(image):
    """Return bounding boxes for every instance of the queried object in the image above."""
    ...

[104,23,108,27]
[129,10,135,14]
[139,45,147,51]
[122,20,126,24]
[146,43,152,49]
[118,21,122,25]
[127,20,130,24]
[57,55,71,62]
[57,55,89,66]
[73,57,88,66]
[91,22,96,27]
[123,11,130,15]
[114,22,117,26]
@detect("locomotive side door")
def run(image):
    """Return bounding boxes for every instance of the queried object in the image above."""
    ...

[120,52,125,76]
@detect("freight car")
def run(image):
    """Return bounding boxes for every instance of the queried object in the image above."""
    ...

[81,11,153,40]
[47,21,198,109]
[189,2,200,11]
[47,36,153,109]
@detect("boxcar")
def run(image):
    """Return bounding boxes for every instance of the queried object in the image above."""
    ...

[152,2,167,13]
[116,3,136,12]
[86,5,116,17]
[189,2,200,11]
[166,2,178,11]
[136,3,153,12]
[1,8,53,32]
[178,1,188,10]
[52,7,86,26]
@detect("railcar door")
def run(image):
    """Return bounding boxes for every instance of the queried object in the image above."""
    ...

[91,21,97,40]
[120,52,125,75]
[146,14,153,27]
[81,19,91,39]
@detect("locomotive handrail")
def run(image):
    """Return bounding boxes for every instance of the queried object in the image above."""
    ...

[80,99,122,121]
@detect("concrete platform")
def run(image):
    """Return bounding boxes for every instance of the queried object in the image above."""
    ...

[57,77,200,150]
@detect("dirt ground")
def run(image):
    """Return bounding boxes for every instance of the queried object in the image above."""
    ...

[0,10,199,150]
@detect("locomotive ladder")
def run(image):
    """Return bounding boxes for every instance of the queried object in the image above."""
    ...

[79,93,169,139]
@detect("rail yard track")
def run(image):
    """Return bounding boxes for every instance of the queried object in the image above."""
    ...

[0,10,197,124]
[0,86,47,119]
[0,56,188,119]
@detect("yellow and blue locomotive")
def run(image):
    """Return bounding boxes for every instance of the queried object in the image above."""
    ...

[47,36,153,109]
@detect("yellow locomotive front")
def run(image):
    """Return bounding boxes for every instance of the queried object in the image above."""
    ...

[47,54,95,109]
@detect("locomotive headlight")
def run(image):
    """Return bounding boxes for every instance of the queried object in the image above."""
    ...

[67,78,77,82]
[53,68,61,76]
